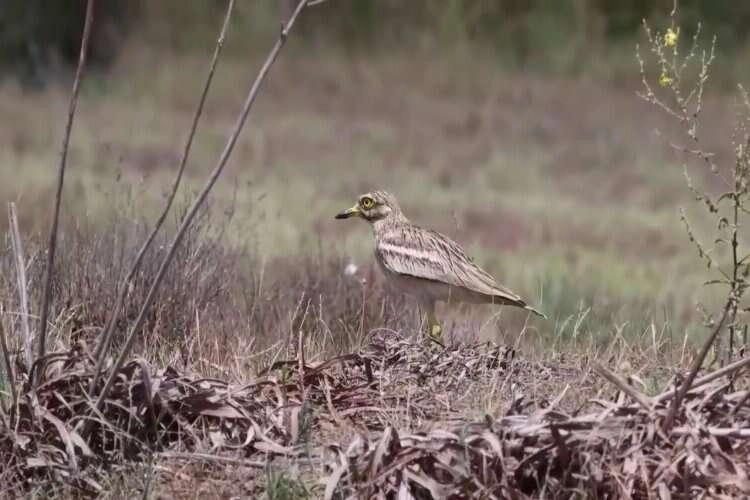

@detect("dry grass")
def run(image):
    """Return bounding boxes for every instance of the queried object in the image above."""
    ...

[325,362,750,498]
[0,199,739,499]
[0,199,716,498]
[0,203,416,373]
[2,296,749,498]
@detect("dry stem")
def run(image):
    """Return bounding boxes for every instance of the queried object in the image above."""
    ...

[8,203,32,369]
[656,351,750,403]
[81,0,314,439]
[35,0,96,386]
[593,362,652,411]
[88,0,236,395]
[0,308,16,420]
[664,304,730,429]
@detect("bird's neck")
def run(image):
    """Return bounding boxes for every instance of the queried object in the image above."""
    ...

[372,214,409,236]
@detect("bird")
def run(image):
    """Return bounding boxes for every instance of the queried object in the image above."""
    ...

[335,190,545,343]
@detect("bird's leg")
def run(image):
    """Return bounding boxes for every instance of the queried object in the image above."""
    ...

[423,299,443,342]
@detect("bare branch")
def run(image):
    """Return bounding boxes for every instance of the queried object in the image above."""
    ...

[35,0,96,386]
[81,0,314,438]
[88,0,237,396]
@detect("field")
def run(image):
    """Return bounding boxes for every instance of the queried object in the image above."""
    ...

[0,8,748,498]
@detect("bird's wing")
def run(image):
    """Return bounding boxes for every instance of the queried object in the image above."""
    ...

[375,225,523,303]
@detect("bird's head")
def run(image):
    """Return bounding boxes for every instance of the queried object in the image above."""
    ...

[335,191,406,223]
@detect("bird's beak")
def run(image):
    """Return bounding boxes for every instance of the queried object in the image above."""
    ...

[335,204,361,220]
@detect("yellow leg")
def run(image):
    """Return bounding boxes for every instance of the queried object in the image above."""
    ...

[430,322,443,340]
[424,301,443,341]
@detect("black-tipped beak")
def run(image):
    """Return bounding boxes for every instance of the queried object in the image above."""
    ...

[335,206,360,220]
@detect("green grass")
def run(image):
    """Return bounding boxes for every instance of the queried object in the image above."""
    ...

[0,40,737,352]
[263,469,312,500]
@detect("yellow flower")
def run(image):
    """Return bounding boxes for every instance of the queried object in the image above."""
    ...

[665,27,679,48]
[659,73,673,87]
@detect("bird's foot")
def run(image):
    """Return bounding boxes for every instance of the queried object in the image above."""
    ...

[430,323,443,341]
[425,323,445,348]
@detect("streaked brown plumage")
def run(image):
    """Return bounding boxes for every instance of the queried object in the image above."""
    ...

[335,190,545,342]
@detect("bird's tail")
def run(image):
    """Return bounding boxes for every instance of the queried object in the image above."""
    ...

[491,292,547,319]
[523,304,547,319]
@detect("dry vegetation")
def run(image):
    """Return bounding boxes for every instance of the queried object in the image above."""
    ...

[2,1,750,498]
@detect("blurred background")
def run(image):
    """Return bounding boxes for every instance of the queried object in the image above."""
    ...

[3,1,749,84]
[1,0,747,345]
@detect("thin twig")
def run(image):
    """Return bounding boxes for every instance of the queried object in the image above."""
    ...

[663,304,730,430]
[593,362,652,412]
[82,0,313,439]
[35,0,96,386]
[0,308,17,420]
[88,0,236,395]
[656,353,750,403]
[8,203,32,369]
[158,451,268,469]
[298,327,306,392]
[671,426,750,438]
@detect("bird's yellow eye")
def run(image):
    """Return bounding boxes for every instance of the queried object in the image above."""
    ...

[360,197,375,210]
